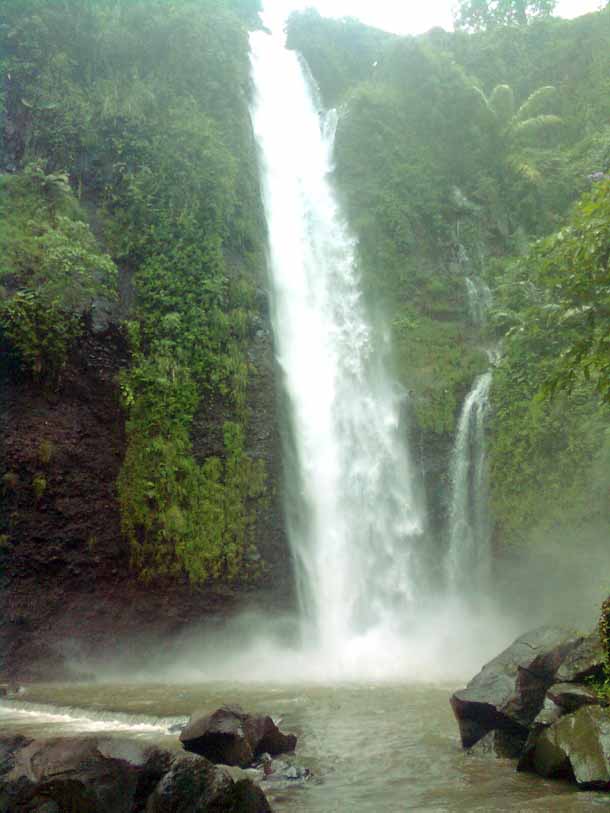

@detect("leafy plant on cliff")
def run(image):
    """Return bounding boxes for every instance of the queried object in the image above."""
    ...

[0,167,117,380]
[488,181,610,546]
[1,0,269,583]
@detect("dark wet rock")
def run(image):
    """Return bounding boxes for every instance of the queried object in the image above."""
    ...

[145,753,272,813]
[0,736,272,812]
[547,682,601,713]
[467,729,524,759]
[450,626,583,748]
[0,736,30,778]
[1,736,171,813]
[528,706,610,789]
[555,631,605,684]
[533,696,564,727]
[180,705,297,768]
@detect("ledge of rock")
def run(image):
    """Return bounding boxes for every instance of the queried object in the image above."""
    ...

[0,735,272,813]
[180,705,297,768]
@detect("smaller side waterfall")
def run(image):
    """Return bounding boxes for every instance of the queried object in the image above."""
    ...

[445,273,497,597]
[445,371,493,594]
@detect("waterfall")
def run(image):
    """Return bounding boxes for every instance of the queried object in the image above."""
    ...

[445,272,497,596]
[445,371,493,595]
[465,277,492,328]
[249,16,424,671]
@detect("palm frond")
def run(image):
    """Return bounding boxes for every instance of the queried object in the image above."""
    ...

[510,115,562,144]
[515,86,558,122]
[488,84,515,126]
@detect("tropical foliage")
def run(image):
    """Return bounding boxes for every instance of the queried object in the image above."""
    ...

[0,0,267,583]
[455,0,557,31]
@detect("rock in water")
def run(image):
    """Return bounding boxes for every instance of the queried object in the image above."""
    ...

[530,706,610,789]
[145,755,272,813]
[0,736,272,812]
[467,730,525,759]
[180,705,297,767]
[450,626,583,748]
[2,737,171,813]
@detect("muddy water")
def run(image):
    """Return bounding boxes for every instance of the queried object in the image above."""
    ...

[0,683,606,812]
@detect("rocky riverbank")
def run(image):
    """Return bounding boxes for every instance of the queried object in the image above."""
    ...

[0,735,273,812]
[451,622,610,789]
[0,704,301,811]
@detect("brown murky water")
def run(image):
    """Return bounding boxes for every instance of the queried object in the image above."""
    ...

[1,683,607,811]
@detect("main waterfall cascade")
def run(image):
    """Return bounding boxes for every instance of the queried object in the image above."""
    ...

[249,16,426,673]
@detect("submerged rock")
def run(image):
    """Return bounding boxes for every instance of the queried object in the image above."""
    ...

[180,705,297,768]
[450,626,583,748]
[528,706,610,789]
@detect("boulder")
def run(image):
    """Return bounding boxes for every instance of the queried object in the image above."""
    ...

[1,736,171,813]
[528,706,610,789]
[546,682,601,713]
[466,729,524,759]
[555,631,605,683]
[145,754,272,813]
[450,626,583,748]
[0,736,273,812]
[180,705,297,767]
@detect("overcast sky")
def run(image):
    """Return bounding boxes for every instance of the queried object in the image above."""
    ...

[266,0,605,35]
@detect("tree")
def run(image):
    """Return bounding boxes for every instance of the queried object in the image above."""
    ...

[455,0,557,31]
[474,83,562,184]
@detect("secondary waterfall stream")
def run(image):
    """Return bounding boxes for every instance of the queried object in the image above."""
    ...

[249,17,424,674]
[445,278,495,596]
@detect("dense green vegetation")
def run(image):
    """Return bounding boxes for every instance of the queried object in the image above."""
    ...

[287,5,610,550]
[0,0,268,583]
[455,0,557,31]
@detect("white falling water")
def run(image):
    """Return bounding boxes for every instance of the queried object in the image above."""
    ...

[249,18,424,674]
[445,371,493,595]
[465,277,492,328]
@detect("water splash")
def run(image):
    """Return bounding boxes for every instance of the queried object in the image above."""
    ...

[249,22,424,674]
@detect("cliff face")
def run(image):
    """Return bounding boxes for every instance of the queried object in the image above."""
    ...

[0,316,292,683]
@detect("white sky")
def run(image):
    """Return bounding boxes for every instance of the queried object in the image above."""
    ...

[267,0,605,35]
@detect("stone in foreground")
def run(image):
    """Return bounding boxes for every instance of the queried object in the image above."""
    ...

[450,626,583,748]
[180,705,297,768]
[529,706,610,789]
[0,735,272,812]
[145,754,272,812]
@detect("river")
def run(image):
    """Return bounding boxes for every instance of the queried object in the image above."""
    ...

[0,683,604,811]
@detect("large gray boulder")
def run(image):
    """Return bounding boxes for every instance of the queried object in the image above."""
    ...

[450,626,583,748]
[528,706,610,789]
[180,705,297,768]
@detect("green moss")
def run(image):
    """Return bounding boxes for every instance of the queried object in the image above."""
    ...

[32,474,47,501]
